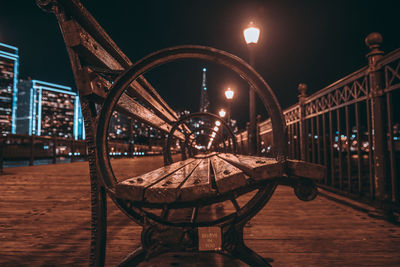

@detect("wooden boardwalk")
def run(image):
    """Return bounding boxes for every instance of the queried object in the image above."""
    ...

[1,156,399,266]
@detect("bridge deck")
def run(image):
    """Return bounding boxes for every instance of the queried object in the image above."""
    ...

[1,156,399,266]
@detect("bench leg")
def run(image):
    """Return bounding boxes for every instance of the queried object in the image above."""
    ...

[117,246,147,267]
[224,225,272,267]
[232,244,272,267]
[89,181,107,267]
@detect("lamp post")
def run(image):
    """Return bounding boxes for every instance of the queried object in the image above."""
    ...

[243,21,260,155]
[224,87,234,128]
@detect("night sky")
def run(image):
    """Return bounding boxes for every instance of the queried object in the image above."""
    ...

[1,0,399,129]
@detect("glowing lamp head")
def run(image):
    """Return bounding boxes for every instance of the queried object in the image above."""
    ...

[215,120,221,126]
[211,132,216,138]
[219,109,226,118]
[225,88,234,100]
[243,22,260,44]
[213,126,219,132]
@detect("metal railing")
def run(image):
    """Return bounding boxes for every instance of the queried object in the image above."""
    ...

[0,133,164,172]
[237,33,400,215]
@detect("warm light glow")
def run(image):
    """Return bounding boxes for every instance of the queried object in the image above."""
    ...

[243,22,260,44]
[214,126,219,132]
[219,109,226,118]
[215,120,221,126]
[211,132,216,138]
[225,87,234,99]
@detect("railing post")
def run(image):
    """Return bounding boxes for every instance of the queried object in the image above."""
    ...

[71,139,75,162]
[29,135,35,166]
[0,135,4,174]
[365,32,393,219]
[298,83,308,161]
[256,114,262,156]
[52,136,57,164]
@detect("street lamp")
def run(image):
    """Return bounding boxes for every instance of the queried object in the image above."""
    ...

[219,109,226,118]
[243,21,260,155]
[224,87,234,100]
[243,22,260,44]
[224,87,234,127]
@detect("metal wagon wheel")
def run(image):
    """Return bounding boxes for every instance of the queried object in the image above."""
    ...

[95,45,288,229]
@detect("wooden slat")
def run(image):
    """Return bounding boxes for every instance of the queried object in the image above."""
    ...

[180,158,216,202]
[118,94,185,140]
[90,76,185,140]
[144,160,202,203]
[236,155,284,180]
[194,152,218,159]
[116,158,195,201]
[210,155,247,194]
[218,153,284,180]
[216,153,253,176]
[285,159,325,181]
[63,20,123,71]
[62,20,187,132]
[135,78,191,134]
[59,0,132,68]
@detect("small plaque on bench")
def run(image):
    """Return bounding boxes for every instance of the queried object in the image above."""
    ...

[198,227,222,251]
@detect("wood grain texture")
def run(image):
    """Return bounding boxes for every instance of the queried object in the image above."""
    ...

[180,158,216,202]
[218,153,284,180]
[210,155,248,193]
[285,159,325,180]
[236,155,284,180]
[144,159,202,203]
[116,158,195,201]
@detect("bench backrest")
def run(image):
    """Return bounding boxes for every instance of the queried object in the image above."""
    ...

[38,0,188,141]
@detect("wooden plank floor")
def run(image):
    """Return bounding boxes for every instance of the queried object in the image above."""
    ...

[1,156,399,266]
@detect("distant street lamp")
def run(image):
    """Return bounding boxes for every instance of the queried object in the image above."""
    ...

[243,21,260,155]
[225,87,234,100]
[218,109,226,118]
[224,87,234,127]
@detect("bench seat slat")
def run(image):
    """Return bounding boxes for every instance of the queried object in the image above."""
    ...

[144,159,202,203]
[210,156,247,194]
[180,158,216,202]
[285,159,325,180]
[218,153,284,180]
[236,155,284,180]
[116,158,195,201]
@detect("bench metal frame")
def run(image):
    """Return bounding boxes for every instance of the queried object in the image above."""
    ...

[37,1,322,266]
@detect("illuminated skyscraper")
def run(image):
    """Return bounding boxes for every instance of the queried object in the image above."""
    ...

[199,67,210,112]
[0,42,19,134]
[16,79,84,140]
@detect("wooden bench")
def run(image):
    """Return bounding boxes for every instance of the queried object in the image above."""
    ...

[37,0,324,266]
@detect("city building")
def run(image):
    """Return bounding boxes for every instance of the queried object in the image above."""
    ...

[109,111,164,145]
[16,79,84,140]
[0,42,19,134]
